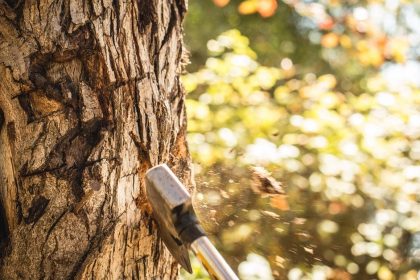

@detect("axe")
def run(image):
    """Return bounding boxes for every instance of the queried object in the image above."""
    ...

[146,164,239,280]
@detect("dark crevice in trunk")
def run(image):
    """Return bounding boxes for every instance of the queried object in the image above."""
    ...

[0,199,10,259]
[0,107,4,131]
[137,0,157,31]
[174,0,187,18]
[68,215,119,280]
[39,208,68,278]
[60,0,71,34]
[159,2,177,52]
[112,0,120,32]
[17,93,35,123]
[2,0,25,27]
[24,195,49,225]
[6,121,16,143]
[63,119,107,201]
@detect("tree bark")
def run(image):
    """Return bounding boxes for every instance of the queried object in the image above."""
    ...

[0,0,191,279]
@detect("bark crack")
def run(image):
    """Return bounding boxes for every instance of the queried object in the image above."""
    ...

[0,107,4,132]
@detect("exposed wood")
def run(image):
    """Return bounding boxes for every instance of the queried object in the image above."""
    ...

[0,0,191,279]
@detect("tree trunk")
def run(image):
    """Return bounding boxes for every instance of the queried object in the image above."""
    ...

[0,0,191,279]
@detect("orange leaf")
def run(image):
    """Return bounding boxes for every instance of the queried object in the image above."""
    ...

[238,0,258,15]
[213,0,230,7]
[270,195,290,211]
[339,35,352,48]
[321,33,339,48]
[257,0,278,18]
[318,18,335,30]
[328,201,346,215]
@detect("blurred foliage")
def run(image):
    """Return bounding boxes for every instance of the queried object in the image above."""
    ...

[181,1,420,280]
[184,0,328,75]
[179,253,211,280]
[185,0,419,92]
[210,0,418,68]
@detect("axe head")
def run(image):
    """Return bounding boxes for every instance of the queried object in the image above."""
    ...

[145,164,193,273]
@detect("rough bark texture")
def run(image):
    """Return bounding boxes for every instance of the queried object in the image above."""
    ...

[0,0,191,279]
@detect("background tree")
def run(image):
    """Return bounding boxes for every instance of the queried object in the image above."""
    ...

[0,1,191,279]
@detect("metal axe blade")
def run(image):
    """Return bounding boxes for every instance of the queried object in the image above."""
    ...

[146,164,239,280]
[145,164,193,272]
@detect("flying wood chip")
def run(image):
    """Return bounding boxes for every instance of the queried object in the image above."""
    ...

[250,166,285,196]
